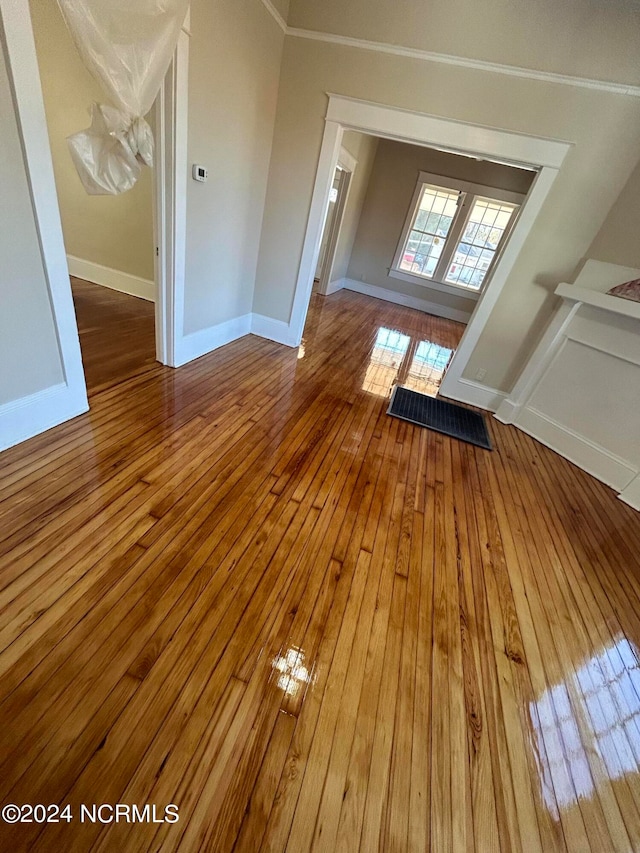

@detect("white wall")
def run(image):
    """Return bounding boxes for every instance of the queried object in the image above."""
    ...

[345,139,534,318]
[0,41,63,405]
[252,36,640,391]
[29,0,155,283]
[182,0,285,335]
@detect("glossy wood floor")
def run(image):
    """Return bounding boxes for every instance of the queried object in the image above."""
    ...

[71,277,156,393]
[1,288,640,852]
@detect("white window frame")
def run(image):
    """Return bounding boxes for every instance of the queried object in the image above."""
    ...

[389,171,525,299]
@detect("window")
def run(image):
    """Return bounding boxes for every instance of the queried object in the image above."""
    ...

[391,172,524,295]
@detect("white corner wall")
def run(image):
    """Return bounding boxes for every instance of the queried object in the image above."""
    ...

[0,0,87,452]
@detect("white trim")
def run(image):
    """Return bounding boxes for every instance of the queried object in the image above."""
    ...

[324,277,346,296]
[154,21,190,366]
[555,282,640,321]
[0,383,87,453]
[388,269,481,301]
[342,278,473,324]
[260,0,287,32]
[0,0,88,452]
[172,311,301,365]
[438,377,507,413]
[174,314,253,367]
[287,28,640,99]
[67,256,155,302]
[619,474,640,512]
[251,313,299,346]
[337,148,358,173]
[325,95,571,169]
[514,406,637,493]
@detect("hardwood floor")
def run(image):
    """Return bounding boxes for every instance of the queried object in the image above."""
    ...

[71,277,157,394]
[1,288,640,851]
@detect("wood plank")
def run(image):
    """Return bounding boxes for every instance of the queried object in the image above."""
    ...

[0,285,638,852]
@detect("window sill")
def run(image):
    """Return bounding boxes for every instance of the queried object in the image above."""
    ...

[388,268,481,301]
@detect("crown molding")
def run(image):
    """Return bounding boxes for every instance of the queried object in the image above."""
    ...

[260,0,287,33]
[286,26,640,98]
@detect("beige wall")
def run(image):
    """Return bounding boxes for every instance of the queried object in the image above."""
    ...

[0,42,63,405]
[270,0,290,22]
[253,37,640,391]
[346,139,534,317]
[29,0,155,282]
[288,0,640,86]
[327,131,379,288]
[588,158,640,269]
[183,0,285,334]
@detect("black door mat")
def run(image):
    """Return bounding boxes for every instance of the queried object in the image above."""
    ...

[387,386,492,450]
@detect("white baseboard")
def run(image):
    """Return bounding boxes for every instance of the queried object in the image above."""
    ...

[514,405,637,493]
[168,278,470,369]
[175,314,253,367]
[0,382,88,453]
[251,314,299,347]
[494,398,522,424]
[67,255,156,302]
[619,473,640,511]
[438,377,507,413]
[324,277,345,296]
[342,278,473,324]
[170,312,298,369]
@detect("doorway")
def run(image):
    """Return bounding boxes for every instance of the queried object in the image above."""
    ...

[28,0,190,378]
[313,146,357,296]
[287,95,571,410]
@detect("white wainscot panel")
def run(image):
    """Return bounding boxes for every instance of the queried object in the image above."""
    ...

[528,338,640,465]
[495,262,640,506]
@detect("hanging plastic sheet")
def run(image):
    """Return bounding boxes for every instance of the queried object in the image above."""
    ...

[57,0,189,194]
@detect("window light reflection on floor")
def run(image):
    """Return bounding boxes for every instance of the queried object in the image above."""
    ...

[273,646,312,698]
[362,327,453,398]
[403,340,454,396]
[362,328,410,396]
[530,636,640,819]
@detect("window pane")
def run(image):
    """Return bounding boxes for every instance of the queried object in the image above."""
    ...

[445,197,517,290]
[399,184,459,277]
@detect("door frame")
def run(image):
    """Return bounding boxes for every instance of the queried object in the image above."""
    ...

[316,146,357,296]
[289,95,572,405]
[154,10,191,367]
[7,0,190,374]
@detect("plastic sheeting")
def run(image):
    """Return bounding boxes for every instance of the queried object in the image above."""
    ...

[57,0,189,194]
